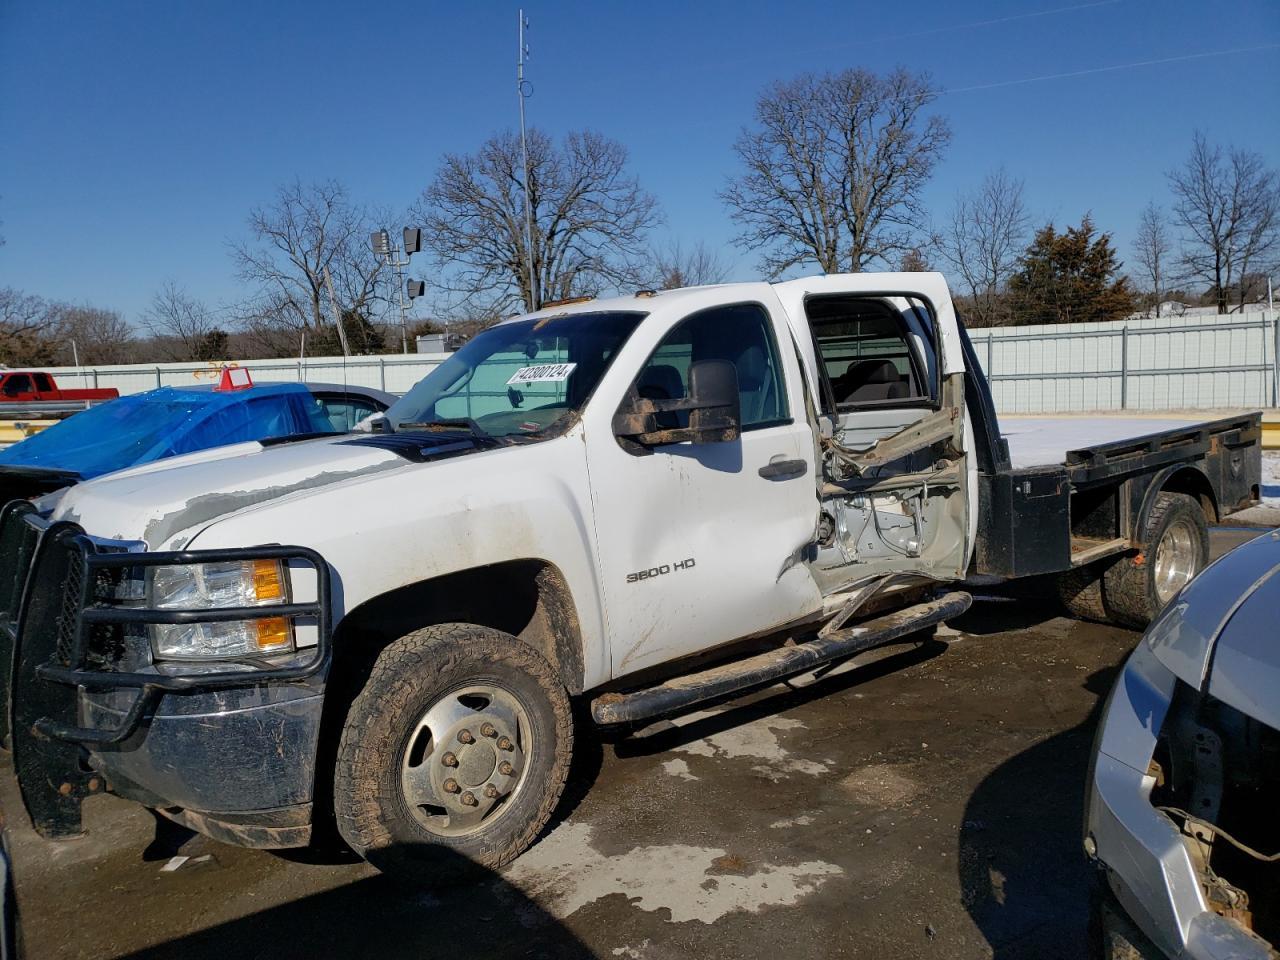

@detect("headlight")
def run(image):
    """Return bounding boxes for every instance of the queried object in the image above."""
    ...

[147,559,293,661]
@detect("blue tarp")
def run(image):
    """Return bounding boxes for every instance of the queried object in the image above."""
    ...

[0,383,335,479]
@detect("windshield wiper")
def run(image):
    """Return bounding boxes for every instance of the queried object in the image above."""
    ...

[397,418,498,444]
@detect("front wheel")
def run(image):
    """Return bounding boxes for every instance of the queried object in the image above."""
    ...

[1103,491,1209,628]
[333,623,573,880]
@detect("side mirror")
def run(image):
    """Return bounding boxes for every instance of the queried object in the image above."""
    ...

[613,359,741,447]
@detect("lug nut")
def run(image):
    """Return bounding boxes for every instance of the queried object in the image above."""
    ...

[443,778,459,794]
[460,791,478,807]
[480,722,497,738]
[498,761,515,777]
[441,752,458,767]
[497,736,513,751]
[484,784,499,799]
[457,729,475,744]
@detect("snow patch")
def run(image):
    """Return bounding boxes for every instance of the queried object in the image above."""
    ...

[769,814,814,829]
[504,821,842,924]
[670,712,828,778]
[1262,452,1280,505]
[661,758,699,781]
[612,942,651,958]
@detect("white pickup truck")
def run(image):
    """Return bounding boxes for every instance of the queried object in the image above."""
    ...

[0,273,1260,880]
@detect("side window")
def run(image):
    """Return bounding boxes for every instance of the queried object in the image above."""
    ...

[806,296,933,409]
[315,397,380,432]
[34,374,54,392]
[632,302,789,431]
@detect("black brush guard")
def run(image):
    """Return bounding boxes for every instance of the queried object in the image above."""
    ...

[0,500,332,839]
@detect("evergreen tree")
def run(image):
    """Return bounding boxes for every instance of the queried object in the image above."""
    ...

[1008,216,1136,324]
[311,309,386,355]
[193,329,229,361]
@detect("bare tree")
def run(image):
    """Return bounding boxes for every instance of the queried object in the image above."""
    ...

[142,282,225,360]
[0,288,58,364]
[722,67,950,277]
[0,289,135,365]
[415,129,659,313]
[934,169,1029,326]
[56,305,135,364]
[1130,202,1171,317]
[231,179,385,342]
[1168,132,1280,313]
[896,247,932,272]
[646,240,730,290]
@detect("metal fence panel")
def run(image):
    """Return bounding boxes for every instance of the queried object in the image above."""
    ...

[28,310,1279,415]
[974,311,1276,413]
[33,354,452,399]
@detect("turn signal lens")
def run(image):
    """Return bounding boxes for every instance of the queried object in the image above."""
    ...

[252,559,285,601]
[255,616,292,652]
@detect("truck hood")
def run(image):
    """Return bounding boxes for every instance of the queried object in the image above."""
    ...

[1146,529,1280,731]
[48,433,448,548]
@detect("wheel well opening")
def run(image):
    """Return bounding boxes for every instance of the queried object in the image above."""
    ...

[1160,468,1218,523]
[329,559,585,695]
[309,560,585,839]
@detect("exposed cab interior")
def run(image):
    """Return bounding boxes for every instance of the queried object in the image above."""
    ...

[805,293,968,595]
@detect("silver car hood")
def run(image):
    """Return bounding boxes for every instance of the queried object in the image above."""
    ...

[1146,529,1280,731]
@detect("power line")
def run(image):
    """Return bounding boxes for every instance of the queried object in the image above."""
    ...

[849,41,1280,112]
[940,42,1280,99]
[816,0,1123,50]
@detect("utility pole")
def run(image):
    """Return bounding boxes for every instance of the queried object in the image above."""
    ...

[323,267,350,358]
[68,340,83,386]
[518,9,538,312]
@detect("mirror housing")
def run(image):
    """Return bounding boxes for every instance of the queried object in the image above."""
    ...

[613,359,741,446]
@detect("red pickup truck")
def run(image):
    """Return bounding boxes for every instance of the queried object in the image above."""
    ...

[0,371,118,403]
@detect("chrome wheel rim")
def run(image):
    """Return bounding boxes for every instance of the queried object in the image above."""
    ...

[399,683,532,838]
[1153,519,1199,606]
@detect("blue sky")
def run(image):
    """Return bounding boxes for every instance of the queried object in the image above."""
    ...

[1,0,1277,327]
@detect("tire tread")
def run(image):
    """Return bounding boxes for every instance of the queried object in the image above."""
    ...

[333,623,573,877]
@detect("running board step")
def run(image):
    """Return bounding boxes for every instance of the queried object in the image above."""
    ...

[1069,536,1131,567]
[590,591,972,726]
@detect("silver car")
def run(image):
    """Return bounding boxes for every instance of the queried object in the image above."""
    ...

[1086,529,1279,958]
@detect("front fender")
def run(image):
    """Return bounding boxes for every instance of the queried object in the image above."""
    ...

[186,435,611,689]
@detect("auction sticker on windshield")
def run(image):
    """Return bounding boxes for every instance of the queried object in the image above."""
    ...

[507,363,577,386]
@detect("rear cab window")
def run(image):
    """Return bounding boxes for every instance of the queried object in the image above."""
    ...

[804,295,938,413]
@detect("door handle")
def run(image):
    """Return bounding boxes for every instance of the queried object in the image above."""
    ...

[758,458,808,480]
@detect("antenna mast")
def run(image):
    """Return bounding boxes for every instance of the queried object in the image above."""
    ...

[517,9,538,311]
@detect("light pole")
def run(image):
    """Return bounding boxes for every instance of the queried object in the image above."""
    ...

[372,227,426,354]
[67,339,84,386]
[517,9,537,312]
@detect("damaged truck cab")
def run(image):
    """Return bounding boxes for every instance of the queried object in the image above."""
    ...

[0,273,1259,878]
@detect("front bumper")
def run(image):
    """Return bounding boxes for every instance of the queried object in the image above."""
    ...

[1086,642,1271,960]
[84,682,324,832]
[0,500,332,844]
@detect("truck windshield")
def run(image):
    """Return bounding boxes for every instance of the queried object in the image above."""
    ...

[387,311,645,437]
